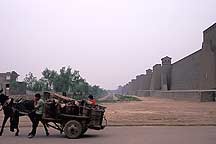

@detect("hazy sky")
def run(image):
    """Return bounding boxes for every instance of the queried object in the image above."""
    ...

[0,0,215,90]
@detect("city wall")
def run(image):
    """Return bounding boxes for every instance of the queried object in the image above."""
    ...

[120,23,216,102]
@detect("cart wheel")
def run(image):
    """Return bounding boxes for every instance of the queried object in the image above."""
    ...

[64,120,82,139]
[81,127,88,135]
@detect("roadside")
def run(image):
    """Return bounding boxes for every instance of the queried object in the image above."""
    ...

[103,97,216,126]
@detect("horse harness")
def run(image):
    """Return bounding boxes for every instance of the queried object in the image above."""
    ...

[0,98,29,116]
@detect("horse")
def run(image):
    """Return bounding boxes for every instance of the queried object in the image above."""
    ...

[0,93,49,136]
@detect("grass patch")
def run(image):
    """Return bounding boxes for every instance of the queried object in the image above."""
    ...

[98,94,141,103]
[117,95,141,101]
[97,100,117,104]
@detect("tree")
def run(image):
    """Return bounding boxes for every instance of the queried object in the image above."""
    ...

[71,78,89,97]
[32,78,50,91]
[42,68,58,90]
[52,67,72,92]
[88,85,107,98]
[23,66,107,98]
[24,72,37,91]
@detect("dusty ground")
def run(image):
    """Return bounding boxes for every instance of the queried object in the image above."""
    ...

[103,97,216,126]
[1,97,216,126]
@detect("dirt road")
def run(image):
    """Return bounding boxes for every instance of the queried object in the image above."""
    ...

[0,126,216,144]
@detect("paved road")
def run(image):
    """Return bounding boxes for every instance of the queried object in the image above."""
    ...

[0,126,216,144]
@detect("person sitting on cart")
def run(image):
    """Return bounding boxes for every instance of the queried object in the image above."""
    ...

[87,95,96,105]
[28,93,45,138]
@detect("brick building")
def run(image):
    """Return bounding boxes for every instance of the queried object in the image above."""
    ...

[0,71,26,95]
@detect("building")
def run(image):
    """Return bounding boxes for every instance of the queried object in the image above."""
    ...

[0,71,26,95]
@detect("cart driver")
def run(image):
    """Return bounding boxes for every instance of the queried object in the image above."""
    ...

[28,93,45,138]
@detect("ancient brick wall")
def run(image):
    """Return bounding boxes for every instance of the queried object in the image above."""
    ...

[119,23,216,100]
[170,23,216,90]
[200,23,216,89]
[170,50,203,90]
[150,64,161,90]
[143,69,152,90]
[199,48,216,89]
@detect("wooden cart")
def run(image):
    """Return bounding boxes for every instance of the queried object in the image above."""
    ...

[42,92,107,139]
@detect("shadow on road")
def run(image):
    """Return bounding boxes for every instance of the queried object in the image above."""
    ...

[2,133,107,139]
[80,134,103,139]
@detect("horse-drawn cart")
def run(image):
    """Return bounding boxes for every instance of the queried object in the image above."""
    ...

[42,92,107,139]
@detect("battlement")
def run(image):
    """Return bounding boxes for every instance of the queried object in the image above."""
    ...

[153,64,161,70]
[161,56,172,65]
[203,23,216,42]
[146,69,153,75]
[202,23,216,52]
[203,23,216,34]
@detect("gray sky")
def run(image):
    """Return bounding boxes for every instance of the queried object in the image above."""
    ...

[0,0,216,90]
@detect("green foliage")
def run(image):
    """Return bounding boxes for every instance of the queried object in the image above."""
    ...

[10,80,19,90]
[24,66,107,99]
[24,72,49,91]
[99,94,141,103]
[42,68,58,89]
[24,72,37,91]
[33,79,49,91]
[51,67,71,91]
[89,85,107,98]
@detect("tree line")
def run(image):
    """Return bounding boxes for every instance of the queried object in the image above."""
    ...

[24,66,107,99]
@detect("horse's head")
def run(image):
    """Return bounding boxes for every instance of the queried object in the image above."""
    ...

[0,93,9,106]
